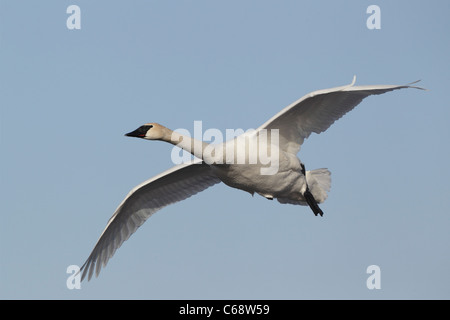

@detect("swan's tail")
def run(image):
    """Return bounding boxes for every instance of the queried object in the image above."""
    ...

[306,169,331,204]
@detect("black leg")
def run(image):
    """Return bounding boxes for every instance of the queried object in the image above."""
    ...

[301,163,324,216]
[304,189,323,217]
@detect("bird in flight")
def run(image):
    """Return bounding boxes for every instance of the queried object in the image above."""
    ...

[79,76,424,281]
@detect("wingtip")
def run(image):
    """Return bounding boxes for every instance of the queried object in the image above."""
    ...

[406,80,428,91]
[341,75,356,90]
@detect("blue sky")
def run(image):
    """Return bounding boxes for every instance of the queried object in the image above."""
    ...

[1,0,449,299]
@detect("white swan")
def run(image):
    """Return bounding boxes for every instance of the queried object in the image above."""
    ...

[80,76,424,281]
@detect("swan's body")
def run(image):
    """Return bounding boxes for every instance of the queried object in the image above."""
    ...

[80,77,424,281]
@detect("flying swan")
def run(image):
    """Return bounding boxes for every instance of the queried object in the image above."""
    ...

[79,76,424,281]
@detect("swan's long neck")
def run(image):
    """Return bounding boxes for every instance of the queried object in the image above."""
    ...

[161,127,210,161]
[157,126,279,174]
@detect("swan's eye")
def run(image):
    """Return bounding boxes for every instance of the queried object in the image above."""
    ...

[140,125,153,133]
[132,125,152,137]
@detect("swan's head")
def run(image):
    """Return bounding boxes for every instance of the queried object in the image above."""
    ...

[125,123,167,140]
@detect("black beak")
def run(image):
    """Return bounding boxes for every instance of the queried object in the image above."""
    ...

[125,127,145,138]
[125,125,152,138]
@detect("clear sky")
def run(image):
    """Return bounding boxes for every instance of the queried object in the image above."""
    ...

[1,0,449,299]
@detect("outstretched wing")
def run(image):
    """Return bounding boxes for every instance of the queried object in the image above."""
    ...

[257,76,425,154]
[80,160,221,281]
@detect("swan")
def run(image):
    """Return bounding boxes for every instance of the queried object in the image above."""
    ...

[79,76,424,281]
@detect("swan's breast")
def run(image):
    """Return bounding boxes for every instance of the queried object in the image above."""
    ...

[211,152,305,198]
